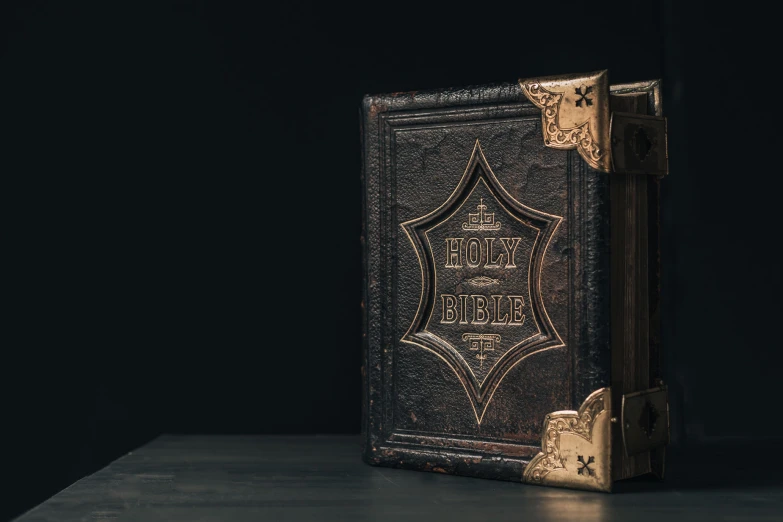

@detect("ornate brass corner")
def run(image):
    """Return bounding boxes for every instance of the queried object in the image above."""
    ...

[519,70,612,173]
[523,388,612,492]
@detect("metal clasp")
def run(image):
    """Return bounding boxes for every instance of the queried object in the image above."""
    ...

[610,112,668,176]
[620,384,670,456]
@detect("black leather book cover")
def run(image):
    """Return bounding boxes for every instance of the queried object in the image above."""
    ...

[360,72,665,491]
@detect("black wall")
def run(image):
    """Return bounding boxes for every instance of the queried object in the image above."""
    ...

[2,1,779,520]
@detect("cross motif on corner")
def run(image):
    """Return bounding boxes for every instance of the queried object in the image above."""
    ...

[577,455,595,477]
[574,85,593,108]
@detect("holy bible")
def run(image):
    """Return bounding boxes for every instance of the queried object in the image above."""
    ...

[360,70,670,492]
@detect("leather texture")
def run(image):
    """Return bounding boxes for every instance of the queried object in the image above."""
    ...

[361,82,611,482]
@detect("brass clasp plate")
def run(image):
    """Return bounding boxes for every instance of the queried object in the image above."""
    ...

[610,112,668,176]
[621,385,670,456]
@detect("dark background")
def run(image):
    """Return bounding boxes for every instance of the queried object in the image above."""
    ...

[2,1,779,520]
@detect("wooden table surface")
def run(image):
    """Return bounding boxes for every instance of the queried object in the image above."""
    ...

[13,435,783,521]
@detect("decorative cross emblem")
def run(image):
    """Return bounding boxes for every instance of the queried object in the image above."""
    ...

[577,455,595,476]
[574,86,593,108]
[462,333,501,369]
[463,198,501,231]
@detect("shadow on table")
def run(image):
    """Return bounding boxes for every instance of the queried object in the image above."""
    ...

[614,438,783,493]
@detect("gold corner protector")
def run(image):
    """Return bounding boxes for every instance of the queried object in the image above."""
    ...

[519,70,611,173]
[523,387,613,492]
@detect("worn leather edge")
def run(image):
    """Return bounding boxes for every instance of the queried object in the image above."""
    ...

[577,152,613,406]
[360,94,384,465]
[360,98,370,462]
[360,82,524,115]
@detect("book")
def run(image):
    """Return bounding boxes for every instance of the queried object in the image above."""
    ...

[360,70,669,492]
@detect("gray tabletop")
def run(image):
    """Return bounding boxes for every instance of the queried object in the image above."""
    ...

[13,435,783,521]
